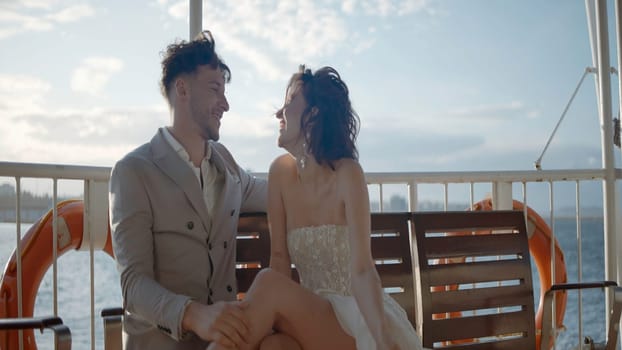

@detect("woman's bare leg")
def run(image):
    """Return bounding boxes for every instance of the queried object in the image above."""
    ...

[209,268,356,350]
[258,334,301,350]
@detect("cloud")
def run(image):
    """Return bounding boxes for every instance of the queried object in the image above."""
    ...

[200,0,349,62]
[359,0,429,17]
[46,4,95,23]
[0,1,95,40]
[397,0,430,16]
[355,97,559,172]
[0,74,51,116]
[158,0,434,80]
[71,57,124,97]
[216,31,288,82]
[354,116,601,172]
[352,32,376,54]
[342,0,357,14]
[0,104,169,166]
[448,101,528,120]
[15,0,60,10]
[0,72,169,166]
[0,68,279,168]
[0,9,54,38]
[220,111,275,139]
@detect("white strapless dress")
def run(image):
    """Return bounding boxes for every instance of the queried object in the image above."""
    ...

[287,225,426,350]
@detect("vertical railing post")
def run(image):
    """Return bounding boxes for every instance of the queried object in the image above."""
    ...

[52,179,59,317]
[549,181,557,348]
[15,177,23,350]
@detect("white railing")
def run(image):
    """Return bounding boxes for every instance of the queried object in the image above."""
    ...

[0,161,620,349]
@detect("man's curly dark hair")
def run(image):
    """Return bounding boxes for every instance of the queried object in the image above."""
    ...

[159,30,231,102]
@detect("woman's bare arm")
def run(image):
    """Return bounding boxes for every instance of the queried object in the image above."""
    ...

[341,160,397,350]
[267,155,292,278]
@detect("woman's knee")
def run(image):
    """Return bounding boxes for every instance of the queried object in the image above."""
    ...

[251,268,289,290]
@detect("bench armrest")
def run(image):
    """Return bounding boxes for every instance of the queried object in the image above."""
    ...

[101,307,123,350]
[0,316,71,350]
[540,281,620,350]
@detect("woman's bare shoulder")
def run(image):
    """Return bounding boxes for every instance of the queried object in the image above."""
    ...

[334,158,364,178]
[269,154,297,177]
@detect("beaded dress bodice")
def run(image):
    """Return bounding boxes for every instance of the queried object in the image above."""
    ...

[287,225,352,295]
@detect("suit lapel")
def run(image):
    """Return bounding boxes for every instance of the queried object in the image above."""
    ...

[150,128,211,230]
[208,144,228,219]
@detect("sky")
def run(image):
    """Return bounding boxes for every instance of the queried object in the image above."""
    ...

[0,0,620,180]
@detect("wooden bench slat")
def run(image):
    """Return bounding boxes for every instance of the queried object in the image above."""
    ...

[370,236,411,259]
[423,233,525,259]
[425,259,530,286]
[428,284,533,314]
[425,310,534,342]
[412,211,525,232]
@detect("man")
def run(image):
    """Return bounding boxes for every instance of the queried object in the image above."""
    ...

[109,31,266,349]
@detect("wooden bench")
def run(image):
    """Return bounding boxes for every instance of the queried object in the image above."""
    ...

[102,211,622,350]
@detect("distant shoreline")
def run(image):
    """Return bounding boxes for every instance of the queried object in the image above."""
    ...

[0,215,607,226]
[0,219,37,224]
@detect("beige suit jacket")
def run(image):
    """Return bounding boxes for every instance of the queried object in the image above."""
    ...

[109,128,267,349]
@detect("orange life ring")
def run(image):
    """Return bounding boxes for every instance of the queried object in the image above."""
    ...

[0,200,114,350]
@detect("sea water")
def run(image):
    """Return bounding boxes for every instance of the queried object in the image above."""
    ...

[0,223,122,350]
[0,219,615,349]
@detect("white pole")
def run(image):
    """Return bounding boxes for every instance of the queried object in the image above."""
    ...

[586,0,601,103]
[189,0,202,40]
[613,0,622,337]
[595,0,617,329]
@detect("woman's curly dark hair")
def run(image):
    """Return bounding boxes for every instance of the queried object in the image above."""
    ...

[291,65,360,169]
[160,30,231,101]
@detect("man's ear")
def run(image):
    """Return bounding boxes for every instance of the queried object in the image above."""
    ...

[174,77,188,99]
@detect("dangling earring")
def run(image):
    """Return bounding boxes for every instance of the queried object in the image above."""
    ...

[299,142,308,169]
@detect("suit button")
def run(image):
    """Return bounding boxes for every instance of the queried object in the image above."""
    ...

[223,241,227,249]
[187,221,194,230]
[226,285,233,292]
[230,209,235,216]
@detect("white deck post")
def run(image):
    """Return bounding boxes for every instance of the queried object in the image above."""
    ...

[189,0,202,40]
[595,0,618,329]
[492,182,513,210]
[612,2,622,342]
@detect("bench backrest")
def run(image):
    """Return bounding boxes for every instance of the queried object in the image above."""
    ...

[411,210,536,349]
[235,212,416,325]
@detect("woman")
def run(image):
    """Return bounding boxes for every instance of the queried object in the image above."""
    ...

[209,66,424,350]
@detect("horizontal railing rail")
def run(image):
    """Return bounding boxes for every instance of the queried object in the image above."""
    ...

[1,161,617,182]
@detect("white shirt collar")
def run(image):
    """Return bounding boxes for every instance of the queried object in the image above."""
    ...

[162,127,212,162]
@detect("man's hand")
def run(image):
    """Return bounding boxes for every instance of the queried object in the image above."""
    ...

[182,300,250,347]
